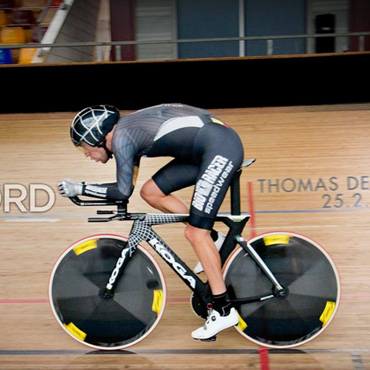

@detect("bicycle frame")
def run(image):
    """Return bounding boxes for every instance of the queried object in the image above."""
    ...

[115,212,251,309]
[68,158,286,310]
[69,211,284,311]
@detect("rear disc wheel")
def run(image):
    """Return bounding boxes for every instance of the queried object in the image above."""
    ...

[223,232,340,348]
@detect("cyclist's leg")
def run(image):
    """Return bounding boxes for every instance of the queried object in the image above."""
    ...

[185,226,225,293]
[141,160,225,254]
[187,124,244,340]
[188,228,239,340]
[141,179,189,214]
[142,160,226,274]
[140,160,198,214]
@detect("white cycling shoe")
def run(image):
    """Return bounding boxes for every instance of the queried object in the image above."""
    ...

[192,307,239,341]
[193,232,226,274]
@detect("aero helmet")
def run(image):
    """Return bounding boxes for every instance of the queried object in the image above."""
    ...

[70,105,120,147]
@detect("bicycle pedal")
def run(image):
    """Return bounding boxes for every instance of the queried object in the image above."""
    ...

[200,335,217,342]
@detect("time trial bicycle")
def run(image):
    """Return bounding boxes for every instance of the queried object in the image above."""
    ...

[49,159,340,350]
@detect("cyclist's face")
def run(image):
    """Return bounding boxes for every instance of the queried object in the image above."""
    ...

[80,143,109,163]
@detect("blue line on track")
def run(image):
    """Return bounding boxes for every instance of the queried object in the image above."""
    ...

[0,207,369,221]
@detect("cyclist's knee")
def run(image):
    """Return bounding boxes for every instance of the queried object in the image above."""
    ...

[185,224,209,245]
[140,181,151,202]
[140,179,164,206]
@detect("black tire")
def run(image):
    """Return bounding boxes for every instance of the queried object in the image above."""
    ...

[49,234,166,350]
[223,232,340,348]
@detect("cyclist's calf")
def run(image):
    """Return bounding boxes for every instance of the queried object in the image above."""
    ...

[185,224,226,295]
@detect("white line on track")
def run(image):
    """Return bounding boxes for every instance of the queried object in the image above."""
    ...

[3,218,60,223]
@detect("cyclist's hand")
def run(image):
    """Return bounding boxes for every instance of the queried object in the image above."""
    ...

[58,179,83,197]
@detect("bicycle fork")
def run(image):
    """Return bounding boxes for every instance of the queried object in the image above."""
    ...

[101,243,132,298]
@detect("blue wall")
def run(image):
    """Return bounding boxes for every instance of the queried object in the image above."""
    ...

[245,0,306,56]
[177,0,307,58]
[177,0,240,58]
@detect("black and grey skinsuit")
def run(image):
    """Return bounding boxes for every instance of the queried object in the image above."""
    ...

[83,103,244,230]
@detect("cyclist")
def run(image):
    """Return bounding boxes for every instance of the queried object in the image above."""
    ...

[58,103,244,341]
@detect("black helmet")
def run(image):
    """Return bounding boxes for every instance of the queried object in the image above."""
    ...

[70,105,120,147]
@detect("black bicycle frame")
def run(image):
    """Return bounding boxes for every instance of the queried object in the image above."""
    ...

[86,211,250,308]
[125,213,252,308]
[68,158,285,309]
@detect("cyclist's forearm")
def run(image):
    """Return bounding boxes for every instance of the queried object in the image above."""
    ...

[82,182,128,200]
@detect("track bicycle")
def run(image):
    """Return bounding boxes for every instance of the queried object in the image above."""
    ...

[49,159,340,350]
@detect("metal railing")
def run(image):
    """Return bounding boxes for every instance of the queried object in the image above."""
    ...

[1,31,370,63]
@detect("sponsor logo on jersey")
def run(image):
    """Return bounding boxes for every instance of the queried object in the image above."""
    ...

[192,155,234,214]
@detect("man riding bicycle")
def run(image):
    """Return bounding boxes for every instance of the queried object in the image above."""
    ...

[58,103,244,341]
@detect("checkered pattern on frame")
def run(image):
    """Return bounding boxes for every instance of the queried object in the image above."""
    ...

[127,214,189,253]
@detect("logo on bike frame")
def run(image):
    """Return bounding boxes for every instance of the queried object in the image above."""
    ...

[149,238,196,289]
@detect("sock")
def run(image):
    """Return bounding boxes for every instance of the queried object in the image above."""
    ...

[212,291,233,316]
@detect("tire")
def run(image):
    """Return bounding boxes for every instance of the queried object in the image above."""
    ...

[49,234,167,350]
[223,232,340,349]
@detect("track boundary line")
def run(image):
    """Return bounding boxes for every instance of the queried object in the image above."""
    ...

[0,349,369,355]
[1,294,369,304]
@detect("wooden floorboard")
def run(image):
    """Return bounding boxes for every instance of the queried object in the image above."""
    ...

[1,103,369,369]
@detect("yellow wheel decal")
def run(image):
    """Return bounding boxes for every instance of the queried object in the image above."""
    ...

[320,301,336,327]
[73,239,98,256]
[152,289,164,316]
[64,322,87,341]
[263,235,290,246]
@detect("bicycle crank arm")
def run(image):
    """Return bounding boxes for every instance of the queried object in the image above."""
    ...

[230,292,275,306]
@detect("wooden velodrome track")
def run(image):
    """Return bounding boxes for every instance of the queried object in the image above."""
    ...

[1,103,370,370]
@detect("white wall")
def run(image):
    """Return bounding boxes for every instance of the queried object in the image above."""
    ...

[46,0,100,63]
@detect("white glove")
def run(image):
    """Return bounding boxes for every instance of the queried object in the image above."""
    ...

[58,179,83,197]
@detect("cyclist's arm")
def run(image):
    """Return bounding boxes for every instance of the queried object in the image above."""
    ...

[81,130,141,200]
[82,182,126,200]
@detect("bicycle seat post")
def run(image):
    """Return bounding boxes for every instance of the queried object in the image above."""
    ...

[230,169,242,215]
[230,159,256,215]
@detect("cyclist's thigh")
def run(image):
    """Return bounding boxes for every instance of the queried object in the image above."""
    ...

[189,125,244,230]
[152,159,199,195]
